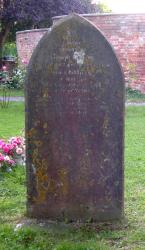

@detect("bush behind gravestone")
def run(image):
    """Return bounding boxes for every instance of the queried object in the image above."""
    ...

[0,65,26,89]
[2,42,17,58]
[11,66,26,89]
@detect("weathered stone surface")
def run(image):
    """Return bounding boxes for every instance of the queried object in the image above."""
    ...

[26,14,125,221]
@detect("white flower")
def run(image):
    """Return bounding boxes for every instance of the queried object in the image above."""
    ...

[4,156,10,161]
[14,223,24,231]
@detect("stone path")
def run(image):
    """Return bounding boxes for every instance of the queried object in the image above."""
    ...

[0,97,145,106]
[0,96,24,102]
[126,102,145,106]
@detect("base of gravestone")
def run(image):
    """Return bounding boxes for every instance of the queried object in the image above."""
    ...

[15,217,127,232]
[27,203,124,222]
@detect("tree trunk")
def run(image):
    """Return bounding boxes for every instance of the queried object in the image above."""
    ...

[0,22,11,69]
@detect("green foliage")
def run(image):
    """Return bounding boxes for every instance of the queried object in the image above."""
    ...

[0,102,24,139]
[0,225,109,250]
[0,71,12,108]
[97,2,112,13]
[2,43,17,57]
[127,63,137,82]
[0,166,26,225]
[11,66,26,89]
[126,87,145,102]
[55,240,108,250]
[0,65,26,90]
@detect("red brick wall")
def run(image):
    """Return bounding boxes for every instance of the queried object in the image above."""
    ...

[16,28,49,65]
[16,14,145,93]
[82,14,145,93]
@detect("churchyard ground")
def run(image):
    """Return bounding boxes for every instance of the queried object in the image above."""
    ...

[0,103,145,249]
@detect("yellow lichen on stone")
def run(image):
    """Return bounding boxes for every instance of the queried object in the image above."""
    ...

[43,123,48,129]
[27,128,36,138]
[33,140,43,147]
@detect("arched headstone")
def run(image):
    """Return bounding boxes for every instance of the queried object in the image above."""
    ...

[26,14,124,221]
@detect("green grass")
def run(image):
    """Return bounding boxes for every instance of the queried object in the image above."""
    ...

[0,105,145,249]
[0,89,24,97]
[0,102,24,139]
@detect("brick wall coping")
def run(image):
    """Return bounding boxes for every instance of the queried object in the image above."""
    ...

[53,13,145,20]
[16,28,50,35]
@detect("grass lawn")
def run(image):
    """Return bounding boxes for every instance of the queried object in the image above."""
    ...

[0,102,24,139]
[0,104,145,249]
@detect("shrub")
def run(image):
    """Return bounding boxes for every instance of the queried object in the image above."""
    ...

[0,66,10,85]
[126,87,145,100]
[2,42,17,57]
[11,65,26,89]
[0,66,12,108]
[0,64,26,90]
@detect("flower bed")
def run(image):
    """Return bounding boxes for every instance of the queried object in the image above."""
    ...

[0,136,25,171]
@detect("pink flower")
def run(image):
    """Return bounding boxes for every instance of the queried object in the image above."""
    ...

[0,154,4,162]
[16,147,23,155]
[0,136,25,171]
[8,159,15,166]
[0,140,4,149]
[2,144,11,154]
[22,59,28,65]
[9,137,15,143]
[16,137,23,145]
[10,137,23,146]
[11,139,17,145]
[10,143,17,150]
[8,150,14,156]
[2,65,7,71]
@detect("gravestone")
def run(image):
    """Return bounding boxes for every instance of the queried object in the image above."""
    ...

[26,14,124,221]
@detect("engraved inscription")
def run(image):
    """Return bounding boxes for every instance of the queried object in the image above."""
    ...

[46,30,110,116]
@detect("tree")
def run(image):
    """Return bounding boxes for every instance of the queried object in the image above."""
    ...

[0,0,102,64]
[97,2,112,13]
